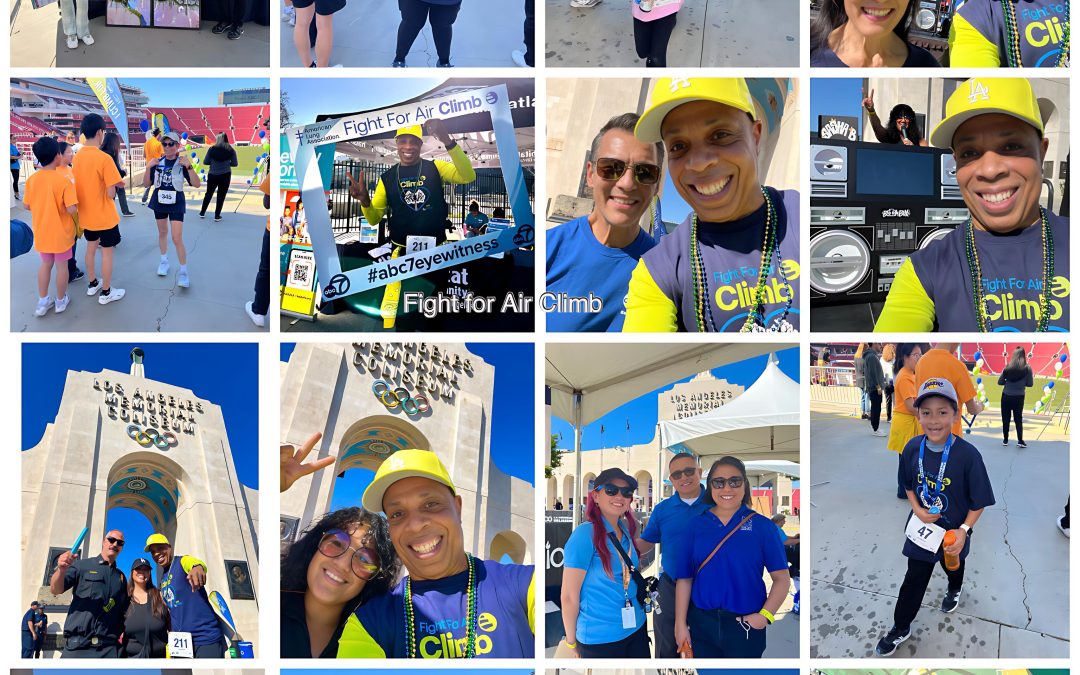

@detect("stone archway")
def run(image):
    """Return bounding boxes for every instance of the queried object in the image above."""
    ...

[329,415,432,510]
[489,529,527,564]
[634,470,653,510]
[105,451,193,545]
[562,474,574,506]
[546,476,557,508]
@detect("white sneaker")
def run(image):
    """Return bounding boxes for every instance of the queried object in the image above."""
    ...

[55,295,70,313]
[281,5,294,20]
[86,279,102,296]
[245,300,266,328]
[157,259,170,276]
[639,0,653,10]
[570,0,602,6]
[34,296,54,317]
[511,50,530,67]
[872,430,887,437]
[66,35,78,49]
[98,288,125,305]
[177,269,190,288]
[81,34,94,45]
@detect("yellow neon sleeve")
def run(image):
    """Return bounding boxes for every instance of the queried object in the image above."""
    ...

[948,14,1002,67]
[875,259,937,332]
[336,613,387,658]
[623,260,678,332]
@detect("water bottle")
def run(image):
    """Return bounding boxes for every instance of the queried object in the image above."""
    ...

[943,530,960,571]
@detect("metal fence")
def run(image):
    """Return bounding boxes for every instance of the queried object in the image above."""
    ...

[326,158,535,238]
[810,366,862,415]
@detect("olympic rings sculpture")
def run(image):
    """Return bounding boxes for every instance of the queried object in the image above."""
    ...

[126,423,179,450]
[371,379,431,415]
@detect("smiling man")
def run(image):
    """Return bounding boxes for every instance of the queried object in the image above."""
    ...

[49,530,129,657]
[337,449,535,658]
[546,113,662,331]
[623,78,800,332]
[877,78,1069,332]
[633,452,709,657]
[145,533,225,657]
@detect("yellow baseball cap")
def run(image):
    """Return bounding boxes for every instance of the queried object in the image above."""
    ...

[636,78,757,143]
[930,78,1048,148]
[144,533,171,551]
[362,449,456,513]
[396,125,423,141]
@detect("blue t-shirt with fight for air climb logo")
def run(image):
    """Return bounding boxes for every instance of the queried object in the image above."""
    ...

[338,558,535,658]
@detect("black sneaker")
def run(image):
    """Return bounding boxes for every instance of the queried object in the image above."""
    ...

[212,20,230,33]
[1017,440,1027,448]
[874,625,910,656]
[70,269,86,283]
[1002,439,1008,446]
[942,586,962,613]
[391,59,407,67]
[228,23,243,39]
[436,60,453,67]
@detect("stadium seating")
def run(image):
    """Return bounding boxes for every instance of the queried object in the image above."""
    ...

[140,105,268,144]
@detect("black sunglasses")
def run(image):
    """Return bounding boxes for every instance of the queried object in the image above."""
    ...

[670,467,698,480]
[594,157,661,185]
[318,529,381,580]
[709,476,745,489]
[162,142,178,148]
[106,537,125,547]
[596,483,634,498]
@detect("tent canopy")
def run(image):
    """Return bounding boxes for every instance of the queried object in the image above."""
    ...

[660,355,800,462]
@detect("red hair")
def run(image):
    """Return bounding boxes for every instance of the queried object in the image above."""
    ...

[585,489,638,579]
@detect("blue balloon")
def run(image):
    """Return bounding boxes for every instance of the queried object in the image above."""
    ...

[139,119,150,132]
[976,377,982,384]
[1047,381,1055,389]
[1061,354,1068,363]
[191,152,197,158]
[181,132,189,140]
[974,351,982,360]
[246,179,252,185]
[258,130,266,138]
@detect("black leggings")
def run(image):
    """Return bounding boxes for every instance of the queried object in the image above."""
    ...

[894,556,965,631]
[11,167,20,195]
[578,623,651,658]
[226,0,250,24]
[396,0,461,63]
[201,172,231,217]
[633,13,677,67]
[868,389,883,432]
[1000,393,1025,443]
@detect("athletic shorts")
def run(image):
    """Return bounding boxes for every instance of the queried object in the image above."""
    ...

[153,211,185,222]
[83,225,122,248]
[40,249,74,263]
[293,0,345,15]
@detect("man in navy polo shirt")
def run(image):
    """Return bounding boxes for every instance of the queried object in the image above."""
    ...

[634,452,709,658]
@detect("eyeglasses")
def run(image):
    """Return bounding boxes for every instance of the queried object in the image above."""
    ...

[594,157,662,185]
[669,467,699,480]
[596,484,635,498]
[318,529,381,580]
[162,142,177,148]
[709,476,745,489]
[106,537,125,547]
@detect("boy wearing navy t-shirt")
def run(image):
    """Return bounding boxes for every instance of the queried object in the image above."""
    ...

[875,378,995,656]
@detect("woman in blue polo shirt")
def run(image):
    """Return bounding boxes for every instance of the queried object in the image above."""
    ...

[561,468,649,657]
[673,456,789,658]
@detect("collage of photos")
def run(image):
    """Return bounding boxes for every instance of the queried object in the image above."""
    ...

[4,1,1075,675]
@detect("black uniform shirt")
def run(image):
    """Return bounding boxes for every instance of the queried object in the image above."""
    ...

[61,555,129,648]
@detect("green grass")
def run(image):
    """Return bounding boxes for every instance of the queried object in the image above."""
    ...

[183,145,268,182]
[972,374,1069,413]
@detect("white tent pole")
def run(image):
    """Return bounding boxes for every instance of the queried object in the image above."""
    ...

[656,422,663,507]
[573,391,583,528]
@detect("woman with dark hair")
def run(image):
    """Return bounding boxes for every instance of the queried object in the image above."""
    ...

[809,0,940,67]
[887,343,923,497]
[200,133,239,221]
[863,92,929,147]
[673,457,789,658]
[998,346,1033,448]
[560,467,650,657]
[101,132,136,217]
[280,507,400,657]
[122,557,170,657]
[392,0,462,68]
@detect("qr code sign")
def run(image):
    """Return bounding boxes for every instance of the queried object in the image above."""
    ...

[292,263,311,285]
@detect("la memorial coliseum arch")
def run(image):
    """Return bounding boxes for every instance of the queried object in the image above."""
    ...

[280,342,533,565]
[22,349,260,649]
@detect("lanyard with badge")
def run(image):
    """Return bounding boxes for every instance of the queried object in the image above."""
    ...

[615,536,636,629]
[905,435,953,553]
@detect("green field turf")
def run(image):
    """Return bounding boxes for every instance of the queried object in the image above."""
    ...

[970,374,1069,413]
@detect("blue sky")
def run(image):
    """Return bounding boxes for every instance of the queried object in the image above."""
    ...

[282,78,444,127]
[809,78,865,137]
[121,78,270,107]
[281,343,534,512]
[286,672,533,675]
[551,348,800,451]
[22,343,258,577]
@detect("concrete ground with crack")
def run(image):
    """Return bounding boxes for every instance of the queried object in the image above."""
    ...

[810,406,1069,657]
[546,0,799,67]
[11,184,268,332]
[279,0,529,67]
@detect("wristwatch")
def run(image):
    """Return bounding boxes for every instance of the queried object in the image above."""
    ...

[960,524,973,535]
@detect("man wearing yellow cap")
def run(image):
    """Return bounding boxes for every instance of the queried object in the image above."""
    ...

[877,78,1069,332]
[337,449,535,658]
[949,0,1069,68]
[623,77,800,332]
[145,533,226,657]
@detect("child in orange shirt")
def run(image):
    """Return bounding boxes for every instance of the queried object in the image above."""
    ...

[72,114,126,305]
[56,141,86,284]
[23,136,78,316]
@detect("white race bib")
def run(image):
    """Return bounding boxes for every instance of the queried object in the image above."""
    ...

[406,235,436,254]
[167,631,194,658]
[157,189,177,205]
[905,513,946,553]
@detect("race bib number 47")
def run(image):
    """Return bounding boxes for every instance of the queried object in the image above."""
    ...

[905,513,946,553]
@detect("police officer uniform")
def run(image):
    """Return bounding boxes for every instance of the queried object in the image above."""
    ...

[59,555,128,657]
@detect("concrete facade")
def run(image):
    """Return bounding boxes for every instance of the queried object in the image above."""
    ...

[22,358,260,651]
[280,342,533,564]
